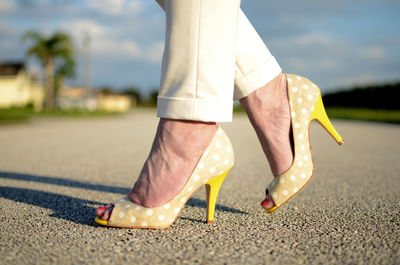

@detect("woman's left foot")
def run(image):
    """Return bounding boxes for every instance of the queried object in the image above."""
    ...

[239,72,293,210]
[96,119,218,221]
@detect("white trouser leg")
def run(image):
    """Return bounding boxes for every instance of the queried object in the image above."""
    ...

[156,0,281,122]
[157,0,241,122]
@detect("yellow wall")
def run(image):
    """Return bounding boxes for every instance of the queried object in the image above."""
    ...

[98,94,132,112]
[0,71,44,111]
[0,72,131,113]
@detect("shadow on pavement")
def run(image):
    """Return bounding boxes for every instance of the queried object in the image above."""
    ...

[0,170,131,194]
[0,171,248,225]
[0,186,100,226]
[186,197,247,215]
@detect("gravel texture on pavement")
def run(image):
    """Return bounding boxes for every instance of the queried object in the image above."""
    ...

[0,110,399,265]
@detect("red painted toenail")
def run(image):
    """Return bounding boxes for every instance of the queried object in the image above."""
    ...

[261,199,269,207]
[98,206,106,211]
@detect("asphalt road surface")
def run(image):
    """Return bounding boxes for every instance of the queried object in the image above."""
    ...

[0,110,399,265]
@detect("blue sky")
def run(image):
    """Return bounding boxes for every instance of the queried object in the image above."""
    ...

[1,0,399,96]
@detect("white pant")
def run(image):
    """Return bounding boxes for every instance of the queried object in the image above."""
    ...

[156,0,282,122]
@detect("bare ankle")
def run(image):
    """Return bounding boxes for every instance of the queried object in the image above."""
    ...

[239,72,293,177]
[129,118,218,207]
[158,119,218,158]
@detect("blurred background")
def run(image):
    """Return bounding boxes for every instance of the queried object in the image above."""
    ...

[0,0,399,123]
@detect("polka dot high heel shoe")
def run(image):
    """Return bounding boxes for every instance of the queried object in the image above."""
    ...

[95,127,234,229]
[263,74,343,213]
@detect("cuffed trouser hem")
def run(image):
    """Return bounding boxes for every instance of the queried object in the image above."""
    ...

[233,56,282,100]
[157,96,234,122]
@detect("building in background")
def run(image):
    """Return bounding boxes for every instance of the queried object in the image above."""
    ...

[96,93,132,113]
[1,61,133,113]
[57,86,133,113]
[0,61,44,112]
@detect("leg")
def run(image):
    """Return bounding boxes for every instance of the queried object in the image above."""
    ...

[97,0,241,221]
[240,74,292,177]
[230,9,293,178]
[233,12,292,210]
[157,0,240,122]
[156,1,292,211]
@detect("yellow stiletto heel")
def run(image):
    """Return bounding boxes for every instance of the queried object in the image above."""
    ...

[310,93,344,145]
[205,169,230,224]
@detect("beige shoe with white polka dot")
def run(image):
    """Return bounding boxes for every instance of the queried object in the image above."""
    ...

[95,127,234,229]
[265,74,343,212]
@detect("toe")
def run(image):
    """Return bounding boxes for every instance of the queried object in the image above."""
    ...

[96,204,113,218]
[95,206,106,217]
[100,206,114,221]
[261,195,275,210]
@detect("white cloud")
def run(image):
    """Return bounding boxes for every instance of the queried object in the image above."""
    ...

[145,41,164,63]
[119,41,142,57]
[321,59,336,70]
[0,21,20,56]
[286,56,337,72]
[62,19,105,39]
[90,39,166,63]
[342,74,375,87]
[294,34,334,46]
[59,18,162,62]
[287,57,309,70]
[364,47,385,60]
[0,21,17,35]
[93,39,142,58]
[87,0,142,15]
[0,0,16,14]
[0,39,13,50]
[88,0,124,15]
[128,0,142,12]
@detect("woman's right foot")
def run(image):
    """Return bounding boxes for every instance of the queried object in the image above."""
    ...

[239,72,293,210]
[96,119,218,221]
[254,74,344,212]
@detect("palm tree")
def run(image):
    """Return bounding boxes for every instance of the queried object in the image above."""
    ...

[55,57,76,98]
[23,31,75,110]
